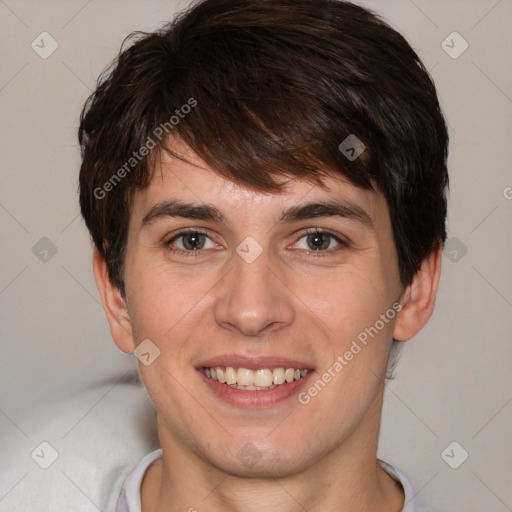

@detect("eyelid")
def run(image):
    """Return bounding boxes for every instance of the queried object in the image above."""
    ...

[291,228,349,251]
[165,228,217,247]
[165,227,211,240]
[164,227,349,257]
[296,227,349,243]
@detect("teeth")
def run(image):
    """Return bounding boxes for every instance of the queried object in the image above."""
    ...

[273,368,285,385]
[237,368,254,386]
[203,366,310,389]
[216,367,225,384]
[254,369,273,387]
[225,367,237,385]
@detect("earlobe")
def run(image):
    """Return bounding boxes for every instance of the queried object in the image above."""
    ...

[92,249,135,354]
[393,244,443,342]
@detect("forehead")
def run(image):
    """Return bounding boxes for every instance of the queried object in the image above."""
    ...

[132,144,389,228]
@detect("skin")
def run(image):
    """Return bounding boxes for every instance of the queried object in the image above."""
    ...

[94,140,442,512]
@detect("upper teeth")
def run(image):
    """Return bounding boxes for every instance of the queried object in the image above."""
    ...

[203,367,309,388]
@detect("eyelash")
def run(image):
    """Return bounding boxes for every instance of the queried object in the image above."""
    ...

[164,228,349,258]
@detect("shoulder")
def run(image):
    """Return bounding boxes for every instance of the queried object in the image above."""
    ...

[378,459,430,512]
[0,370,159,511]
[116,449,163,512]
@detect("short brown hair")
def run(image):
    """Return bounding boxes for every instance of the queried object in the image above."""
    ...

[79,0,449,296]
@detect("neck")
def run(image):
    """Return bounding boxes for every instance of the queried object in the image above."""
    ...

[141,390,404,512]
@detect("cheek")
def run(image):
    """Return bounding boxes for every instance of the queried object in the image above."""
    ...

[299,263,396,342]
[126,260,219,349]
[299,273,396,429]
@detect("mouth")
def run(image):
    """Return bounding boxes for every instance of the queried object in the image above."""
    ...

[196,356,315,407]
[201,366,311,390]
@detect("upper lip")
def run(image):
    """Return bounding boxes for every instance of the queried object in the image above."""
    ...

[196,355,315,371]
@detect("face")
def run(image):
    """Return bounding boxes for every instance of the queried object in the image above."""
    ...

[119,141,405,477]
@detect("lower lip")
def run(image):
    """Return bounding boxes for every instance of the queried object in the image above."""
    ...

[197,369,315,407]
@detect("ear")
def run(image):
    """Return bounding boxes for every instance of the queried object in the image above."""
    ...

[393,244,443,342]
[92,249,135,354]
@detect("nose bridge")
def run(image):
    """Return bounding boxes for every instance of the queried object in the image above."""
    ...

[214,238,294,336]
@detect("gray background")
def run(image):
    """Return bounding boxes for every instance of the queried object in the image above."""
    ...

[1,0,511,510]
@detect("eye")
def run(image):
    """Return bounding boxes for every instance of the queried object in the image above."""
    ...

[165,230,217,254]
[164,228,348,257]
[293,229,348,252]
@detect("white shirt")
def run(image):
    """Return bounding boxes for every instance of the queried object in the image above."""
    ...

[115,449,429,512]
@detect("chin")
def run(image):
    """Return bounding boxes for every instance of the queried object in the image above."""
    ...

[204,440,313,479]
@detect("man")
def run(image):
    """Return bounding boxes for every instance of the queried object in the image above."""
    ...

[79,0,449,510]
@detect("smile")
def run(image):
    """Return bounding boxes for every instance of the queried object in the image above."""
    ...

[202,366,310,390]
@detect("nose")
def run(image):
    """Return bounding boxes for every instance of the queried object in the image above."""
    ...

[213,243,295,337]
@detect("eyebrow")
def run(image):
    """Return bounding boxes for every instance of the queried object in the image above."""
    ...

[141,199,374,230]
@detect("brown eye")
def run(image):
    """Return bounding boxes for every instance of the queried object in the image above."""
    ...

[180,232,206,250]
[165,230,216,253]
[306,232,331,250]
[294,230,347,252]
